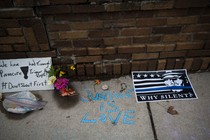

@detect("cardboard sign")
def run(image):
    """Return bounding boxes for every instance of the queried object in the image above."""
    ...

[0,57,54,93]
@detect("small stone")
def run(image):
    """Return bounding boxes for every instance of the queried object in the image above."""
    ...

[101,84,109,90]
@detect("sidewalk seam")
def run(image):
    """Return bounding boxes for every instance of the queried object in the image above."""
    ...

[147,102,158,140]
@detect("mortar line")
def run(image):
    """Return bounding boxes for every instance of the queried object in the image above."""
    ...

[146,102,158,140]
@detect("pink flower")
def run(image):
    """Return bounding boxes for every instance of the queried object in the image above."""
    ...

[54,78,69,90]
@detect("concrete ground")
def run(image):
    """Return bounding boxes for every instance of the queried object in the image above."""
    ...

[0,72,209,140]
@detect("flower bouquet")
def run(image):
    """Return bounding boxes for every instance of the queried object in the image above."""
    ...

[48,65,76,97]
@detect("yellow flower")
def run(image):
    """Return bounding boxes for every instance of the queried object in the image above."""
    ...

[59,71,66,77]
[48,76,57,85]
[70,65,76,70]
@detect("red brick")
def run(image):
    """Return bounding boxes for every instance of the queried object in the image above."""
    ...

[188,50,210,57]
[104,37,131,46]
[191,58,202,71]
[118,45,145,54]
[89,29,119,38]
[0,37,25,44]
[52,56,74,64]
[59,31,88,39]
[122,63,130,75]
[34,0,50,5]
[136,11,154,18]
[95,64,103,75]
[50,0,86,4]
[157,9,188,17]
[88,47,116,55]
[175,59,184,69]
[133,36,161,44]
[89,12,120,20]
[105,3,139,12]
[141,1,174,10]
[201,57,210,70]
[198,15,210,23]
[0,19,20,28]
[188,8,203,16]
[131,61,140,71]
[139,61,148,71]
[72,5,105,13]
[23,28,39,51]
[0,0,13,7]
[167,16,198,25]
[77,64,85,76]
[162,34,192,42]
[182,24,210,33]
[132,53,159,60]
[38,5,71,15]
[0,45,13,52]
[104,19,136,28]
[147,44,175,52]
[31,19,49,44]
[15,0,49,6]
[73,39,104,48]
[75,56,102,63]
[13,44,29,51]
[176,42,204,50]
[184,58,193,71]
[103,54,131,60]
[158,59,166,70]
[39,44,50,51]
[85,64,94,76]
[60,47,87,56]
[160,51,187,58]
[70,21,103,30]
[175,0,209,8]
[113,63,121,75]
[152,26,181,34]
[51,40,73,48]
[7,28,23,36]
[0,28,7,37]
[55,14,89,21]
[104,64,113,75]
[27,50,56,58]
[0,8,34,18]
[136,18,166,27]
[0,52,26,59]
[48,32,59,40]
[121,28,151,36]
[193,33,210,40]
[166,59,175,69]
[47,23,70,32]
[205,40,210,49]
[147,60,157,71]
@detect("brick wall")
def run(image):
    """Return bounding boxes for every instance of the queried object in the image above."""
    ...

[0,0,210,79]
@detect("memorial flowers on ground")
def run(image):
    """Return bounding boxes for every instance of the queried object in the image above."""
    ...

[48,65,76,96]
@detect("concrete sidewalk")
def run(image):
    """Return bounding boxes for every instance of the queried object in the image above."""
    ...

[0,72,209,140]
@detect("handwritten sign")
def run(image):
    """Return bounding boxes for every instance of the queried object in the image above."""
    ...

[0,57,54,93]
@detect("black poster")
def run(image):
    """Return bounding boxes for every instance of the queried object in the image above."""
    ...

[132,69,197,103]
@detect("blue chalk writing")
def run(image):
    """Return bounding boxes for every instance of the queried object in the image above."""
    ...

[108,111,122,125]
[99,114,106,123]
[123,110,135,125]
[100,102,104,112]
[80,88,134,103]
[106,102,119,113]
[81,113,97,123]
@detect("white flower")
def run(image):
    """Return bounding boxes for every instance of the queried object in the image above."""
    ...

[48,76,57,85]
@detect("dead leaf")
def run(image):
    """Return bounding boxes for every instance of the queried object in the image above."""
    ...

[167,106,179,115]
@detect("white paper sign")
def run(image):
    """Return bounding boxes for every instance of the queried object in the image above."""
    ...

[0,57,54,93]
